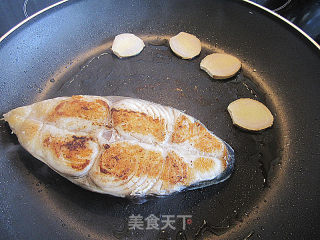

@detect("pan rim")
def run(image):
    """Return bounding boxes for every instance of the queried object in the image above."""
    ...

[243,0,320,50]
[0,0,319,51]
[0,0,70,43]
[0,0,319,239]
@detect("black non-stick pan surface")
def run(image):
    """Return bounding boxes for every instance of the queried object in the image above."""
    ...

[0,0,319,239]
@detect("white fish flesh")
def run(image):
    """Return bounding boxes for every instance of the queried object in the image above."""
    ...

[4,95,234,198]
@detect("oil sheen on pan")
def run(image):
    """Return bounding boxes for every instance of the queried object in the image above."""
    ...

[4,95,234,198]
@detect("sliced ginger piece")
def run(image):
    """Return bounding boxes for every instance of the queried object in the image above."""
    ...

[169,32,201,59]
[227,98,274,131]
[111,33,145,58]
[200,53,241,79]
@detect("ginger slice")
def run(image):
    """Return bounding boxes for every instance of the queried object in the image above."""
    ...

[111,33,145,58]
[169,32,201,59]
[200,53,241,79]
[227,98,274,131]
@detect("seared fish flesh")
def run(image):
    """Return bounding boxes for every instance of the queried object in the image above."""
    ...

[4,95,234,197]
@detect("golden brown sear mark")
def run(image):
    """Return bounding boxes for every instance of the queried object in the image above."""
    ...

[99,142,164,181]
[18,119,42,144]
[171,115,222,154]
[47,95,109,126]
[112,109,166,142]
[43,135,93,170]
[160,151,192,186]
[193,157,215,173]
[171,115,191,144]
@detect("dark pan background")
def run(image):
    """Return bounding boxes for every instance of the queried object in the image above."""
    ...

[0,0,319,239]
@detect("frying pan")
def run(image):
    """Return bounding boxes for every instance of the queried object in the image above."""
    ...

[0,0,319,239]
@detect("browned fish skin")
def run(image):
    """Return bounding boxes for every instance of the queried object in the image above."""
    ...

[43,134,94,171]
[193,157,215,173]
[160,151,192,185]
[47,95,110,126]
[171,115,192,144]
[99,142,137,181]
[99,142,164,180]
[17,119,42,147]
[112,109,166,142]
[171,114,223,154]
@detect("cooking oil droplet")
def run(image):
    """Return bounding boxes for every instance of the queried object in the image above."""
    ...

[243,230,254,239]
[176,231,187,240]
[158,230,169,240]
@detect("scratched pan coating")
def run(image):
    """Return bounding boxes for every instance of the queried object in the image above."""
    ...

[0,0,319,239]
